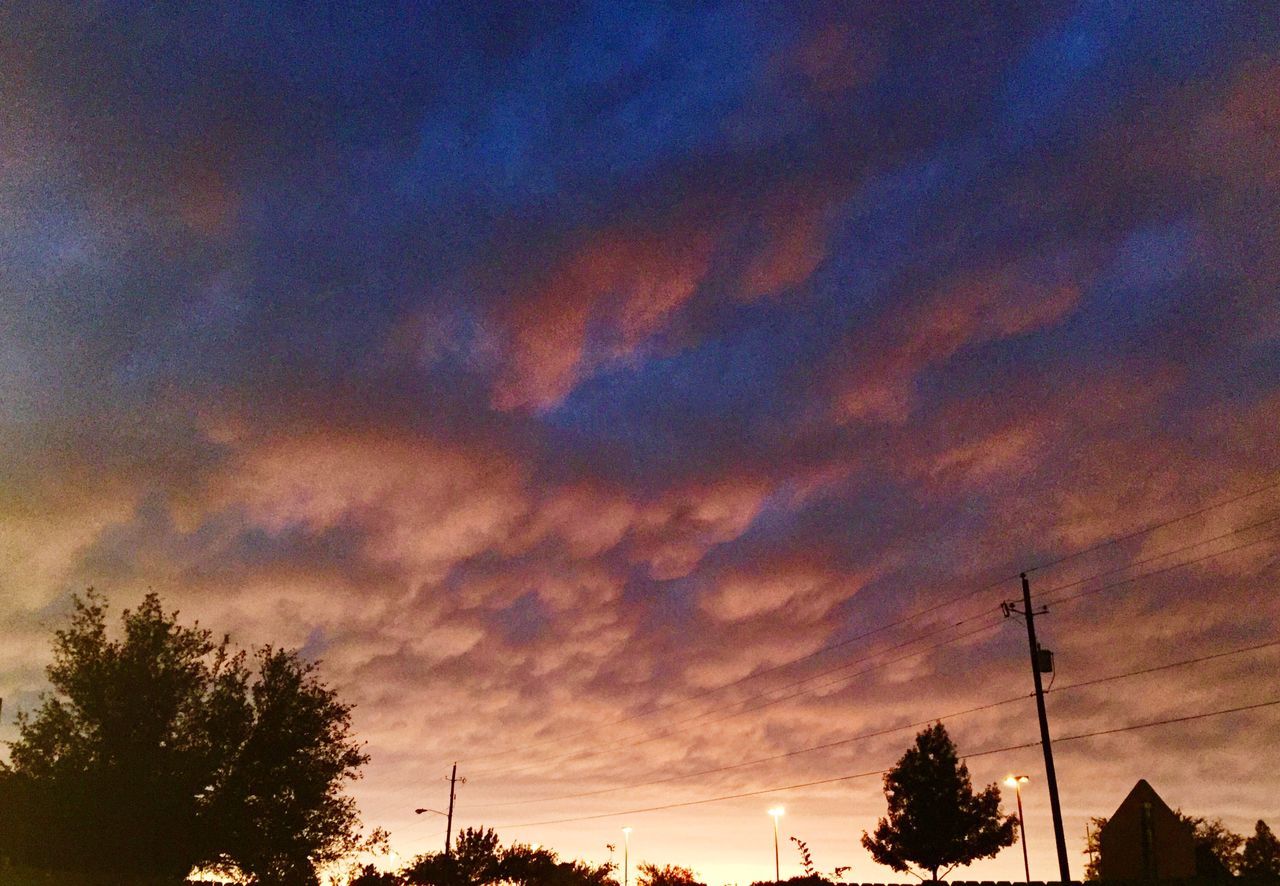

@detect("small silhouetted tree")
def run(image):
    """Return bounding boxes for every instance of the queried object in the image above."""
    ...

[1242,821,1280,881]
[789,836,847,883]
[1083,816,1108,880]
[861,723,1017,881]
[638,861,705,886]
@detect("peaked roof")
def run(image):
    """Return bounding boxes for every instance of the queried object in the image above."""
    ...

[1101,779,1184,835]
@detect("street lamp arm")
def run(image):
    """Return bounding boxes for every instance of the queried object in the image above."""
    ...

[415,807,448,816]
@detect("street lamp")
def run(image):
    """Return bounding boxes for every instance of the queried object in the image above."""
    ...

[768,807,785,882]
[414,808,449,855]
[622,826,633,886]
[1005,775,1031,883]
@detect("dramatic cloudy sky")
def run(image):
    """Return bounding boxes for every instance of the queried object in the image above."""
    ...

[2,2,1279,883]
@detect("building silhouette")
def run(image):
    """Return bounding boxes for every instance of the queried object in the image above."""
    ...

[1100,780,1197,880]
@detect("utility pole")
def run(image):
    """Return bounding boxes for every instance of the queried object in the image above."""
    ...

[1005,573,1071,883]
[445,762,464,856]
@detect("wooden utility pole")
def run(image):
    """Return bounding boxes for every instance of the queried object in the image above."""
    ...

[445,762,463,856]
[1006,573,1071,883]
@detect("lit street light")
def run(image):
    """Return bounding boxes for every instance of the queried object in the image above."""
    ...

[1005,775,1031,883]
[622,826,633,886]
[768,806,785,882]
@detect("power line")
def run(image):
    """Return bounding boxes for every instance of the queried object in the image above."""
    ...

[1047,698,1280,742]
[1046,638,1280,694]
[458,569,1015,765]
[1040,529,1280,609]
[1033,512,1280,600]
[471,696,1026,811]
[1026,474,1280,575]
[470,662,1023,808]
[468,617,1003,779]
[457,474,1280,766]
[467,638,1279,810]
[472,522,1280,781]
[491,697,1280,830]
[474,521,1280,780]
[468,617,1005,780]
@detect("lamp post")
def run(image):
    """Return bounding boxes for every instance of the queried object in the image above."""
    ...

[622,826,633,886]
[414,808,449,855]
[1005,775,1031,883]
[768,807,785,883]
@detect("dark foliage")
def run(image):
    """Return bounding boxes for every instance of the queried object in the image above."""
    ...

[1083,816,1108,880]
[637,861,705,886]
[1176,810,1247,876]
[403,826,617,885]
[1242,820,1280,881]
[860,722,1017,881]
[348,863,406,885]
[788,836,847,883]
[0,590,377,884]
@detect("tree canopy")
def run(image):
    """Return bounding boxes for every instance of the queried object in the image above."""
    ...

[1242,820,1280,881]
[860,722,1017,881]
[637,862,705,886]
[402,826,617,885]
[1180,811,1248,876]
[0,590,377,884]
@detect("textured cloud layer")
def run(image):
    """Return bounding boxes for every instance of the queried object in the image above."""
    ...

[2,3,1279,883]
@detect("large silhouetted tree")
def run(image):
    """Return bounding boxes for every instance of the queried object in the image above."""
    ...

[0,590,376,884]
[861,723,1017,881]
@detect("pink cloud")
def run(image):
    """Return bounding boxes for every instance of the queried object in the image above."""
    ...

[830,260,1083,423]
[488,190,838,412]
[793,21,881,96]
[490,224,719,411]
[210,429,530,580]
[736,196,831,301]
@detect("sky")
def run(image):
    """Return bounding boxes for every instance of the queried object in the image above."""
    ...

[2,2,1279,883]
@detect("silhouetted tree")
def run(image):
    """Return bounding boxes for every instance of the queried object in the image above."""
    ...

[204,646,380,884]
[0,590,377,884]
[1180,812,1246,876]
[638,861,705,886]
[403,827,617,885]
[1083,816,1108,880]
[348,863,406,885]
[861,723,1017,881]
[1242,821,1280,881]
